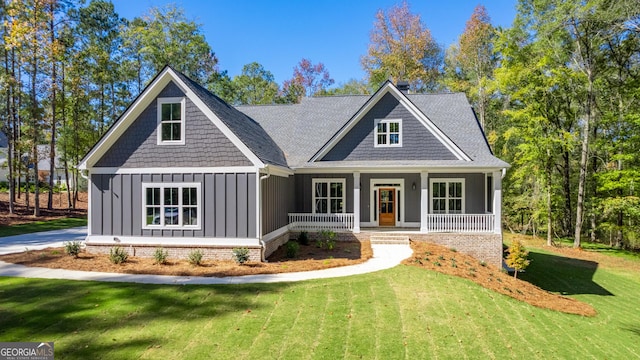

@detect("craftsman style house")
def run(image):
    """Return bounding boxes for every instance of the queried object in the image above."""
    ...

[78,66,509,266]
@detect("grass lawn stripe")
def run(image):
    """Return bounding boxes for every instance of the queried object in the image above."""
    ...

[342,275,383,358]
[281,284,327,359]
[442,279,499,360]
[390,267,442,359]
[339,279,355,359]
[373,274,406,359]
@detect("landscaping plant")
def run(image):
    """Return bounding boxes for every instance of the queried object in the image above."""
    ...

[297,231,309,245]
[153,248,169,265]
[109,246,129,264]
[187,249,204,266]
[286,241,299,258]
[232,247,250,264]
[64,241,82,258]
[318,229,337,250]
[505,240,530,278]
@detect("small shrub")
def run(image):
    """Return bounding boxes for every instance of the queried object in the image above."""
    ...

[232,247,250,264]
[188,249,204,266]
[449,248,457,252]
[480,261,487,267]
[438,255,445,261]
[298,231,309,246]
[109,246,128,264]
[286,241,299,258]
[505,240,531,279]
[64,241,82,258]
[433,261,441,267]
[319,229,337,250]
[153,248,169,265]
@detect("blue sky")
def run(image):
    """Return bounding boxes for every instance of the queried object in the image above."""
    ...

[110,0,518,85]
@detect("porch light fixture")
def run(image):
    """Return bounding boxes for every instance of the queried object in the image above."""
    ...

[412,182,416,190]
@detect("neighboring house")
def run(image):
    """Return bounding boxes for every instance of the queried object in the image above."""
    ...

[0,133,74,189]
[78,66,509,266]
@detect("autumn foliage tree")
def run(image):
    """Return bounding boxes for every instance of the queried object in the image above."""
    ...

[445,5,496,131]
[505,240,530,279]
[280,58,334,103]
[362,1,442,92]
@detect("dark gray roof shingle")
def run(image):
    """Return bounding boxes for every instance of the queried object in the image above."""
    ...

[173,69,288,168]
[238,92,508,169]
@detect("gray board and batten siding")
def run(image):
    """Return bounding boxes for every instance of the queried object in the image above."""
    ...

[320,92,458,162]
[94,81,252,168]
[261,175,295,236]
[91,173,257,239]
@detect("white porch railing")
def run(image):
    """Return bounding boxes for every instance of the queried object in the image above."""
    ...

[288,213,355,232]
[425,214,495,233]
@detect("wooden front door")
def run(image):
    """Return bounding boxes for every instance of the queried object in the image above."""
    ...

[379,188,396,226]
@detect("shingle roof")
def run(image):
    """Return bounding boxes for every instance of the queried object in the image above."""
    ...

[173,69,288,168]
[238,92,508,169]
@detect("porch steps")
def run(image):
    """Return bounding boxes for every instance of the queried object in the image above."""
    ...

[369,235,410,245]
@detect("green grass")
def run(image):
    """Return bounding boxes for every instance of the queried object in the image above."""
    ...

[0,217,87,237]
[553,237,640,261]
[0,248,639,359]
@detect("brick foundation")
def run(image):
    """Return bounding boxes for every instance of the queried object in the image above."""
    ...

[86,231,503,267]
[289,230,503,267]
[85,243,262,262]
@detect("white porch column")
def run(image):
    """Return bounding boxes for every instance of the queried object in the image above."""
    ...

[420,171,429,232]
[353,172,361,233]
[493,170,502,234]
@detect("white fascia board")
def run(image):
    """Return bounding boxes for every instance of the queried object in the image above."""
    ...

[262,164,294,177]
[292,166,506,174]
[78,69,177,170]
[167,68,265,168]
[89,166,259,175]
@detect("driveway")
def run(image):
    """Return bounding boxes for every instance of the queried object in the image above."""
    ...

[0,227,87,255]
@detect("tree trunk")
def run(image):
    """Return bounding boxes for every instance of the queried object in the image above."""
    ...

[47,5,57,210]
[562,151,572,236]
[4,31,14,214]
[61,65,71,209]
[574,75,594,248]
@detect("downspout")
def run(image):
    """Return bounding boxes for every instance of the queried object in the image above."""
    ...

[258,166,271,262]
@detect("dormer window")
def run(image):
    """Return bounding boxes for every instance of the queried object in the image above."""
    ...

[157,97,186,145]
[375,119,402,147]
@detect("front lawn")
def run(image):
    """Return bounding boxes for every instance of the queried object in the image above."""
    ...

[1,242,638,359]
[0,217,87,237]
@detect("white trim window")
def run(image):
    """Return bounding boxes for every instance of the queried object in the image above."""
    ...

[312,179,346,214]
[374,119,402,147]
[143,183,201,229]
[430,179,465,214]
[157,97,186,145]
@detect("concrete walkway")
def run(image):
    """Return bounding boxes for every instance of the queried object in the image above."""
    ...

[0,228,413,285]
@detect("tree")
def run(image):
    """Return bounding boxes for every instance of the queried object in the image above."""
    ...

[283,59,335,102]
[445,5,496,131]
[128,4,218,85]
[361,1,442,91]
[505,240,530,279]
[319,78,371,96]
[233,62,278,105]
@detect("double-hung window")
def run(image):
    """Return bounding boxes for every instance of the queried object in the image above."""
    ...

[430,179,464,214]
[312,179,346,214]
[143,183,200,229]
[375,119,402,147]
[157,97,186,145]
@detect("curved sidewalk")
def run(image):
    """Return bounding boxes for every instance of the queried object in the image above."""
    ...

[0,228,413,284]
